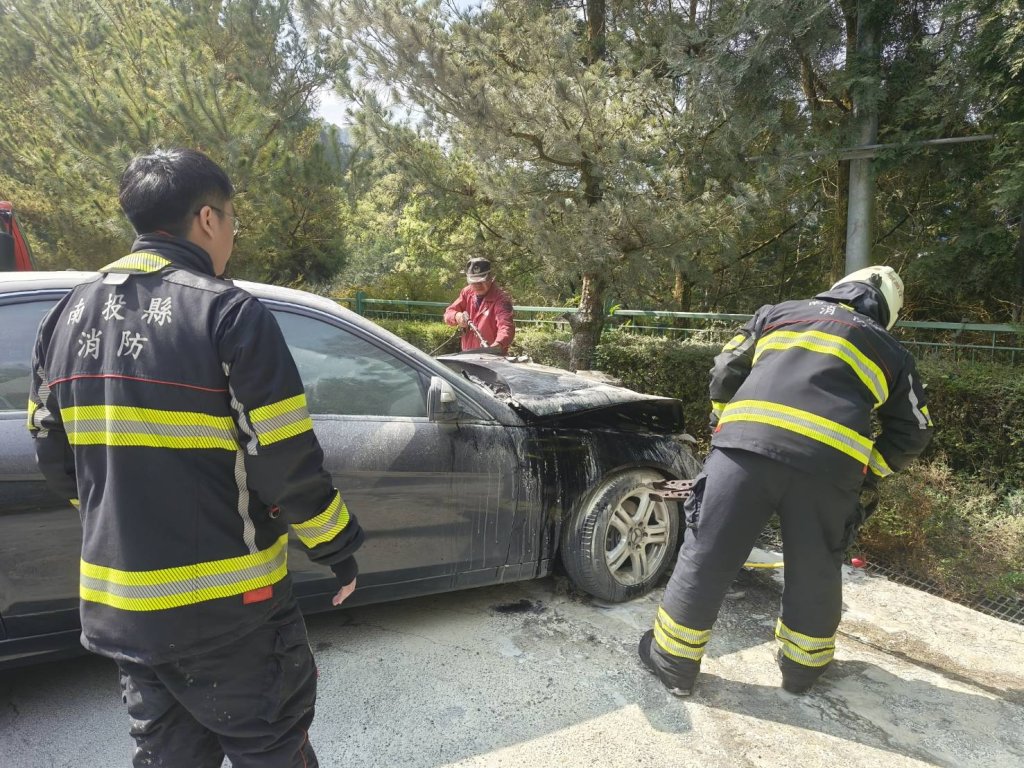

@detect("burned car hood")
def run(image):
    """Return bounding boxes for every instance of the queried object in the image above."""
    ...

[437,353,686,433]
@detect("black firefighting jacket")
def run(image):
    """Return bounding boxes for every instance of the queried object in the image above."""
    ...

[708,282,934,491]
[28,235,364,664]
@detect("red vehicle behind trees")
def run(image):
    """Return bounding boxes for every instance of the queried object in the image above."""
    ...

[0,202,36,271]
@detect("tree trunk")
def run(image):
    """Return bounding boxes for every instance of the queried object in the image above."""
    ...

[567,0,609,370]
[586,0,606,64]
[672,268,692,311]
[1014,209,1024,323]
[569,271,606,371]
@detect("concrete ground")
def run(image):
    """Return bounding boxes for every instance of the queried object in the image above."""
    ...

[1,565,1022,767]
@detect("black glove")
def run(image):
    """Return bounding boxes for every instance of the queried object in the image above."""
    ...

[841,474,882,551]
[859,473,881,521]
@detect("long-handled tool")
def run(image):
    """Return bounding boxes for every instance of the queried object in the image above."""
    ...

[466,318,490,347]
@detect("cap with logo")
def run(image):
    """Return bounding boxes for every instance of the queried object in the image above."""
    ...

[465,257,492,283]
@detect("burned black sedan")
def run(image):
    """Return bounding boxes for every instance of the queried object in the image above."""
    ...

[0,272,699,668]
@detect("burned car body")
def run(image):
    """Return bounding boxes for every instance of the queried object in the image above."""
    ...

[0,272,699,668]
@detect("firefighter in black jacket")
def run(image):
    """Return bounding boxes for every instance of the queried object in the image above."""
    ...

[638,266,933,696]
[28,149,363,768]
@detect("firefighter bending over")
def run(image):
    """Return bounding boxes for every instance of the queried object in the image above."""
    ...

[29,148,364,767]
[639,266,933,696]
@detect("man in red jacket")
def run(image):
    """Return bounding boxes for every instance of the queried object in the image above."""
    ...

[444,257,515,354]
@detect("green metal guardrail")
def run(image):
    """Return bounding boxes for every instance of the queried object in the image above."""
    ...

[338,292,1024,364]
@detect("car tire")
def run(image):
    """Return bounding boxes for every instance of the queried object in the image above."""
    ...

[560,469,680,603]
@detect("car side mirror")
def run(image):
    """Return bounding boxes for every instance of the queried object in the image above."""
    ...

[427,376,459,422]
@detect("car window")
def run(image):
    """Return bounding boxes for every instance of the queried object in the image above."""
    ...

[0,300,56,411]
[272,310,427,418]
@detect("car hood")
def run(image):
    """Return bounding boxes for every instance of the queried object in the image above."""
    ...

[437,353,686,433]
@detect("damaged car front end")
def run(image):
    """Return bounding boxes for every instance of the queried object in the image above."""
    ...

[435,353,702,602]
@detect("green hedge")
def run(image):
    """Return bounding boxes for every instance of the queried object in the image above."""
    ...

[375,319,462,356]
[378,319,1024,600]
[911,356,1024,490]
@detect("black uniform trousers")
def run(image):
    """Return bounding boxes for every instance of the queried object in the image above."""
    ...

[117,600,319,768]
[654,447,858,681]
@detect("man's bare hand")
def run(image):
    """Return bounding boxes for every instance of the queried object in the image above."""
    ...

[331,577,356,606]
[455,311,469,328]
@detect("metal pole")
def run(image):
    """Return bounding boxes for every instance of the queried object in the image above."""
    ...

[845,0,880,274]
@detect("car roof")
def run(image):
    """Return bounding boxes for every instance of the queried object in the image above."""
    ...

[0,269,440,370]
[0,270,98,292]
[0,270,336,310]
[0,268,362,327]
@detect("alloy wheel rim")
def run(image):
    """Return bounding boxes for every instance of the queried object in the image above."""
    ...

[604,487,670,585]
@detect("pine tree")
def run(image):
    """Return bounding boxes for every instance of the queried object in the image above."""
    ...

[306,0,794,367]
[0,0,348,283]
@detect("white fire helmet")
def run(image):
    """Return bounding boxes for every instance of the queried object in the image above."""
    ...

[831,265,904,330]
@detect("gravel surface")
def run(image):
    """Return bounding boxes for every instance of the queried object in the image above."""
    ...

[2,566,1022,768]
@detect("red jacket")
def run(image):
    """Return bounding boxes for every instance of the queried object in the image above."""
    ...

[444,283,515,353]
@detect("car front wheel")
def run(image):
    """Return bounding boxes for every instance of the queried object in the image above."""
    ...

[560,469,680,603]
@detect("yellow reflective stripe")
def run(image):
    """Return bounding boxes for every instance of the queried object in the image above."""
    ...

[722,333,746,352]
[657,608,712,645]
[81,534,288,584]
[653,623,706,661]
[779,643,834,667]
[868,448,893,478]
[292,492,350,547]
[63,405,238,451]
[250,394,307,422]
[79,535,289,611]
[711,401,726,417]
[81,562,288,611]
[68,431,238,450]
[719,400,873,465]
[776,619,835,650]
[27,399,52,432]
[754,330,888,406]
[249,394,313,446]
[920,405,933,426]
[99,252,171,274]
[775,619,836,660]
[64,405,234,428]
[259,420,314,446]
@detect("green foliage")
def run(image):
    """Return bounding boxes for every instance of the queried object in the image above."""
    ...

[0,0,348,284]
[303,0,814,366]
[912,356,1024,489]
[591,331,718,440]
[293,0,1024,327]
[372,319,461,356]
[510,325,573,368]
[862,461,1024,601]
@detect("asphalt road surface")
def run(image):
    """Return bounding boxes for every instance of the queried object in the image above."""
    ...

[2,569,1022,767]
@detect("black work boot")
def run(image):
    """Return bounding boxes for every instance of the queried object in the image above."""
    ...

[638,630,699,697]
[776,650,825,694]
